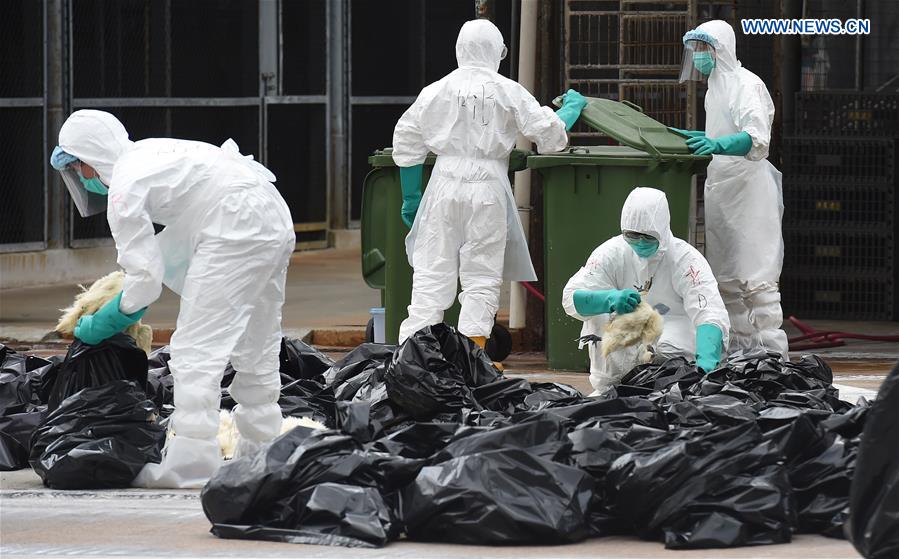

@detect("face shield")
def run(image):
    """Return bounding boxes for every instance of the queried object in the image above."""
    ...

[500,45,508,60]
[58,161,108,217]
[679,39,716,83]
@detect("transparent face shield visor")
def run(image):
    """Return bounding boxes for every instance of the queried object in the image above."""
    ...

[58,162,108,218]
[500,45,508,60]
[679,40,716,83]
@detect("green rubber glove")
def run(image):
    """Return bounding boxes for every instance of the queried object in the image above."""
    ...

[669,127,706,138]
[399,164,424,228]
[555,89,588,131]
[74,291,147,346]
[573,289,641,316]
[686,131,753,156]
[695,323,724,374]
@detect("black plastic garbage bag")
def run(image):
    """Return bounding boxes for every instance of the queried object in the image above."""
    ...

[325,345,397,433]
[385,324,500,419]
[524,382,585,411]
[0,346,57,471]
[203,427,370,524]
[368,422,458,459]
[29,380,165,489]
[280,338,335,381]
[336,400,375,442]
[0,345,55,415]
[620,356,702,393]
[202,426,415,547]
[523,396,668,431]
[471,377,532,414]
[432,417,572,463]
[0,409,46,471]
[606,422,793,548]
[212,483,396,548]
[790,434,857,535]
[847,360,899,558]
[662,468,793,549]
[146,346,175,416]
[567,424,635,536]
[47,335,148,413]
[278,378,335,424]
[402,448,593,544]
[324,343,395,389]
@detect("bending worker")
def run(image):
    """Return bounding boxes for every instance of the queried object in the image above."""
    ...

[675,20,788,358]
[50,110,295,488]
[392,18,586,352]
[562,188,730,395]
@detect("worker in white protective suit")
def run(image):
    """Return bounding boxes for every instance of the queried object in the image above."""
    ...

[392,19,586,351]
[674,20,789,358]
[50,110,295,488]
[562,188,731,395]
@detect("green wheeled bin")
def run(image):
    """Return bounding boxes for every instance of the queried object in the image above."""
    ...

[361,148,530,345]
[529,97,711,371]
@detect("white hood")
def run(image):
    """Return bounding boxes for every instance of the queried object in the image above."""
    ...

[455,19,505,72]
[620,187,673,254]
[58,109,134,185]
[694,20,741,74]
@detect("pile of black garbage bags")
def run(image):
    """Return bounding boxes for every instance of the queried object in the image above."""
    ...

[1,335,165,488]
[2,324,898,556]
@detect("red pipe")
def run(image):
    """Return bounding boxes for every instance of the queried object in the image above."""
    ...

[787,315,899,352]
[520,281,546,302]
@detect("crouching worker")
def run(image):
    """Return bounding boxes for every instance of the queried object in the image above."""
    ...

[562,188,730,395]
[50,110,295,488]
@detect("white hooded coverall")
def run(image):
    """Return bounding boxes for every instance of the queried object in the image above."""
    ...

[392,19,569,342]
[562,188,731,394]
[57,110,295,488]
[694,20,789,357]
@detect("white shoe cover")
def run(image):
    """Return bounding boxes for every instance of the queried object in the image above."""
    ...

[132,435,222,489]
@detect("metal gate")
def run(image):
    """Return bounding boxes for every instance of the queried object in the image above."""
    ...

[66,0,330,249]
[2,0,517,252]
[0,2,48,252]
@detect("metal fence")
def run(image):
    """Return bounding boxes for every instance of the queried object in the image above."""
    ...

[1,0,335,252]
[1,0,514,251]
[563,0,699,141]
[1,1,47,251]
[66,0,330,249]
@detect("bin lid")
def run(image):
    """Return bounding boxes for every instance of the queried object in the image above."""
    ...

[553,96,693,156]
[527,145,710,169]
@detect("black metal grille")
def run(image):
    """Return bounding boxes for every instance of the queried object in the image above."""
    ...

[783,227,896,274]
[1,1,45,248]
[782,137,896,185]
[795,92,899,137]
[780,273,896,321]
[0,108,45,246]
[267,104,328,225]
[783,182,895,228]
[71,0,258,99]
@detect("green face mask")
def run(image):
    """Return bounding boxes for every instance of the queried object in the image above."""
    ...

[692,52,716,76]
[626,237,660,258]
[78,173,108,196]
